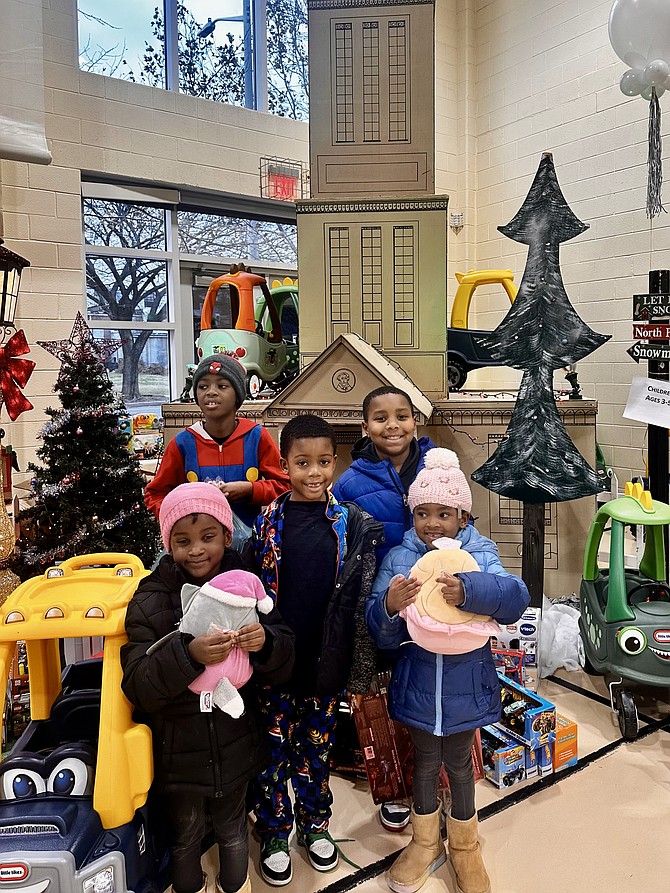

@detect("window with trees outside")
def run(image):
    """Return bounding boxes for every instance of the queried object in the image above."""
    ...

[84,194,298,417]
[78,0,308,119]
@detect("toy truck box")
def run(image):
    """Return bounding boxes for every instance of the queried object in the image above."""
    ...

[553,713,579,770]
[480,724,526,789]
[496,675,556,748]
[525,740,554,779]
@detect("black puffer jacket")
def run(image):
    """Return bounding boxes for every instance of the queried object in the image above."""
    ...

[121,551,294,796]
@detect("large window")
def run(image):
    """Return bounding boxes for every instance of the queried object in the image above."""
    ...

[78,0,308,119]
[84,198,173,415]
[83,192,298,414]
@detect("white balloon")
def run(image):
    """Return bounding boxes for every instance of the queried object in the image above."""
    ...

[620,68,644,95]
[644,59,669,85]
[641,83,665,101]
[609,0,670,69]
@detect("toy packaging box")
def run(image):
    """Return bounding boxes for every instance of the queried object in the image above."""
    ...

[492,647,526,685]
[353,690,413,803]
[553,713,578,770]
[480,724,526,789]
[496,675,556,748]
[525,741,554,779]
[491,607,541,668]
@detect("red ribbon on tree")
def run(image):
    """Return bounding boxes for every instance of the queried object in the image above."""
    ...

[0,329,35,420]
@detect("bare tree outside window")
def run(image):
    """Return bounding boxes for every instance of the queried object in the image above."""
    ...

[84,200,170,401]
[178,211,298,265]
[78,1,308,119]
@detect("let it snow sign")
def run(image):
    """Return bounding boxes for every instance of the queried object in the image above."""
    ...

[623,376,670,428]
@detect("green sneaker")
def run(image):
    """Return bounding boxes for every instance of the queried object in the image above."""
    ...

[259,836,292,886]
[297,828,339,872]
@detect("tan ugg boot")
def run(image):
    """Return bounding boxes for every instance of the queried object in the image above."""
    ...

[387,807,446,893]
[446,814,491,893]
[214,876,250,893]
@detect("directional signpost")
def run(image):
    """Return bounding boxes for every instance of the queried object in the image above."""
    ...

[630,273,670,545]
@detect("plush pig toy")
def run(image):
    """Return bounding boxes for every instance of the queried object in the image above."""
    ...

[179,569,274,718]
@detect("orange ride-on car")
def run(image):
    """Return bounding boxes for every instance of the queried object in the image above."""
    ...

[195,264,297,398]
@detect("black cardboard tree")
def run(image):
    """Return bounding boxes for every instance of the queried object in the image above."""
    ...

[471,153,610,603]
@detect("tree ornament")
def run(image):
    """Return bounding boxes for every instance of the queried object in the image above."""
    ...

[76,427,83,435]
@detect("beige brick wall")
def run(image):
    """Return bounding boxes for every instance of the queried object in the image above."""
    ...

[0,0,308,473]
[434,0,665,486]
[2,0,665,489]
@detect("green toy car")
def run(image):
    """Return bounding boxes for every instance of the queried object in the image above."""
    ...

[579,481,670,739]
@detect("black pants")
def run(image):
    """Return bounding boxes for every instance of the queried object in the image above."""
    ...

[409,726,476,821]
[165,785,248,893]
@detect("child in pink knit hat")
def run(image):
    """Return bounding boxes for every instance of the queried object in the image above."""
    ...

[366,448,529,893]
[121,482,294,893]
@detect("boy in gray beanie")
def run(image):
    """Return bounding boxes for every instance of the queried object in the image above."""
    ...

[192,354,247,408]
[145,352,289,534]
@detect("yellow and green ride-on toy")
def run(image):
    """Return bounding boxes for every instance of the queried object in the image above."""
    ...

[579,481,670,740]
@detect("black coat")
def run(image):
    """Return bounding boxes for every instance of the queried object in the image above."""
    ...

[120,551,295,796]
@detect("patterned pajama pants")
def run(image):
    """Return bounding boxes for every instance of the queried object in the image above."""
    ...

[251,689,340,840]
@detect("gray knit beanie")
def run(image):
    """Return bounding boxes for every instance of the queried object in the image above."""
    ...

[193,353,247,407]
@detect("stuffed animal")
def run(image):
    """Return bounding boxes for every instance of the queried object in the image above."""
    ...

[401,539,500,655]
[179,569,274,718]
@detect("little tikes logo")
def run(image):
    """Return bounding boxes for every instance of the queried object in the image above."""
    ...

[0,863,29,881]
[654,630,670,644]
[520,623,536,636]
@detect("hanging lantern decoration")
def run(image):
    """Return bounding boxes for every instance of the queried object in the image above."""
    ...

[0,238,30,328]
[609,0,670,217]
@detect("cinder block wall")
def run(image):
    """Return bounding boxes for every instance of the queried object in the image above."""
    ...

[1,0,664,486]
[0,0,308,473]
[434,0,667,484]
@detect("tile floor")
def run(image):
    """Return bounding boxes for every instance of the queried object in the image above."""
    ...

[203,668,670,893]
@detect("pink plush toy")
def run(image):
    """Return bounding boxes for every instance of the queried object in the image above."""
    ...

[179,569,274,718]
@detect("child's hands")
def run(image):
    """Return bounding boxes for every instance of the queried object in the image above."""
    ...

[188,632,235,665]
[217,480,253,502]
[234,622,266,653]
[436,573,465,606]
[386,574,421,616]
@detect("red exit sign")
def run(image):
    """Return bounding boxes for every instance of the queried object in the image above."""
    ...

[633,323,670,340]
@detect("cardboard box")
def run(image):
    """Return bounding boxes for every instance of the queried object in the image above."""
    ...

[496,675,556,748]
[481,724,526,789]
[553,713,578,770]
[353,691,413,804]
[526,741,554,778]
[491,607,541,667]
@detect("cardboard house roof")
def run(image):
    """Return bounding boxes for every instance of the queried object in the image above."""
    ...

[262,333,433,424]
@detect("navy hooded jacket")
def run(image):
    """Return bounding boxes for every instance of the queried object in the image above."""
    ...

[332,435,434,561]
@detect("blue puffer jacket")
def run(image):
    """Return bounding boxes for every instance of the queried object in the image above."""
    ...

[332,436,434,560]
[366,526,530,737]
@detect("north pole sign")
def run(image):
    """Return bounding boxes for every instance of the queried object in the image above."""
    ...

[633,293,670,320]
[633,323,670,340]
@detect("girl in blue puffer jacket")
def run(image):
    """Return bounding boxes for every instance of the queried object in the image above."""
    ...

[366,449,529,893]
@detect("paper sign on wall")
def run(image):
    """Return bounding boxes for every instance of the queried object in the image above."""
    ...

[623,376,670,428]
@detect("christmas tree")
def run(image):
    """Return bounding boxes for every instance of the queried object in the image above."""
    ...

[15,313,162,577]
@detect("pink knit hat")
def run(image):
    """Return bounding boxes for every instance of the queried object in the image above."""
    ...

[159,482,234,549]
[408,448,472,514]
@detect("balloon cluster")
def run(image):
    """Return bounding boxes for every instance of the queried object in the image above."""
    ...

[609,0,670,100]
